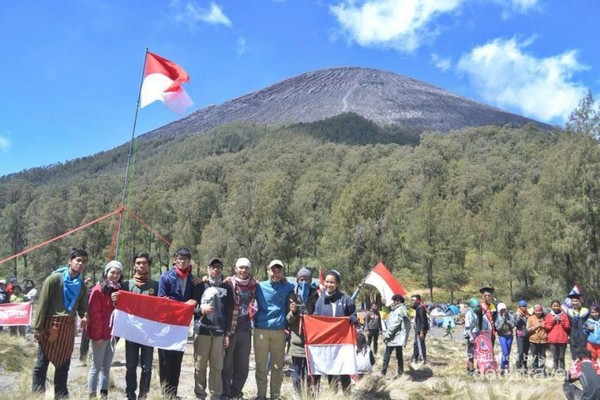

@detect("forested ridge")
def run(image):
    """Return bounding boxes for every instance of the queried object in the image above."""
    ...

[1,100,598,303]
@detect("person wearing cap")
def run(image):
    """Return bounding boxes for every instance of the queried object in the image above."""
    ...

[495,302,514,374]
[410,294,429,364]
[312,270,358,394]
[287,267,319,394]
[222,257,257,400]
[567,292,590,361]
[32,248,90,399]
[463,297,480,375]
[8,284,27,336]
[111,252,159,400]
[381,294,410,377]
[157,246,198,399]
[191,257,233,400]
[87,260,124,399]
[527,304,548,376]
[514,299,531,373]
[253,259,294,400]
[545,299,570,374]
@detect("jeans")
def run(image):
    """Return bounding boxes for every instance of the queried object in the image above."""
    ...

[222,330,252,398]
[87,339,115,394]
[367,329,380,354]
[381,345,404,375]
[32,345,71,399]
[549,343,567,372]
[515,335,530,371]
[125,340,154,400]
[291,356,308,393]
[412,331,427,362]
[498,335,513,370]
[158,348,184,398]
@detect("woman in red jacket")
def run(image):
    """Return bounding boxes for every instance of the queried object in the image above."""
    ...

[545,299,571,374]
[87,260,123,399]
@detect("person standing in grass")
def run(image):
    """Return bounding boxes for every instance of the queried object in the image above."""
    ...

[381,294,410,377]
[87,260,124,399]
[32,248,89,399]
[463,298,480,375]
[514,300,530,373]
[495,302,514,374]
[527,304,548,376]
[111,252,159,400]
[545,299,570,374]
[583,306,600,363]
[365,303,382,355]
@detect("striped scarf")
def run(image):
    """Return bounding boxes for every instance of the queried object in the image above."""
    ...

[229,276,257,334]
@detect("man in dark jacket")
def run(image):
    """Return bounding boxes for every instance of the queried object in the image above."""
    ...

[192,257,233,400]
[411,294,429,363]
[157,247,197,399]
[364,303,382,355]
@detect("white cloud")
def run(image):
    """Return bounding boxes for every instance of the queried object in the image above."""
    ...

[330,0,465,53]
[431,53,451,72]
[491,0,540,19]
[0,134,11,153]
[457,37,588,123]
[236,36,248,56]
[173,1,232,27]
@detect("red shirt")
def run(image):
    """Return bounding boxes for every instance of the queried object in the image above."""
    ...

[544,311,571,344]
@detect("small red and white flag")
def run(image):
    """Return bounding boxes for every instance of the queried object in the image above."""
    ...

[364,261,407,306]
[304,315,357,375]
[140,51,193,114]
[111,291,194,351]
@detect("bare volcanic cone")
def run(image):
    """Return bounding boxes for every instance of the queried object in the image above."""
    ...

[142,67,549,140]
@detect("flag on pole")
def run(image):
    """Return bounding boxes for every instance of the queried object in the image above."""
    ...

[364,261,407,306]
[111,291,194,351]
[563,284,583,310]
[304,315,357,375]
[140,51,193,114]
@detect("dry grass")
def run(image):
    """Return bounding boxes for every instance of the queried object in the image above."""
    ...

[0,332,570,399]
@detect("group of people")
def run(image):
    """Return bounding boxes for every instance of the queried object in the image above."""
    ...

[0,276,35,335]
[460,286,600,399]
[31,247,391,400]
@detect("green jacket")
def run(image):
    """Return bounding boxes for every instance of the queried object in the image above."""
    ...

[33,271,88,333]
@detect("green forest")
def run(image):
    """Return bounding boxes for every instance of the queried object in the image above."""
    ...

[1,94,598,305]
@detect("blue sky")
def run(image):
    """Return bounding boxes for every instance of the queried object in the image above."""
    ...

[1,0,598,177]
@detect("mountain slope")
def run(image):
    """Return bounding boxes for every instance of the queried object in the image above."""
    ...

[143,67,549,140]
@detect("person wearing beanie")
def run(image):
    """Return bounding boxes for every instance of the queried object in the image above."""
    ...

[192,257,233,400]
[514,299,530,373]
[32,248,89,399]
[287,267,319,395]
[157,247,198,399]
[111,252,159,400]
[222,257,257,400]
[87,259,123,399]
[254,259,294,400]
[463,297,480,375]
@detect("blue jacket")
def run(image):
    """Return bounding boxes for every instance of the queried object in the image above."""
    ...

[254,279,294,330]
[314,290,357,324]
[158,268,194,302]
[584,318,600,346]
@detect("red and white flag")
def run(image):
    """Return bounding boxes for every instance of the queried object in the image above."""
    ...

[304,315,357,375]
[111,291,194,351]
[140,51,193,114]
[364,261,407,306]
[0,302,32,326]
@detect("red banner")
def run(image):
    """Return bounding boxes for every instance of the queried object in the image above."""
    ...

[0,302,32,326]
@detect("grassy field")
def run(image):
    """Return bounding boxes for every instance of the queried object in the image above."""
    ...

[0,331,570,399]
